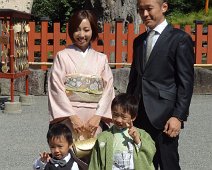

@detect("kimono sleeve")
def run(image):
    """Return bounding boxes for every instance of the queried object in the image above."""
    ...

[138,129,156,165]
[95,56,115,119]
[88,140,101,170]
[48,52,77,121]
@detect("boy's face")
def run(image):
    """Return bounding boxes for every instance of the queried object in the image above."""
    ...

[48,135,70,160]
[112,106,135,129]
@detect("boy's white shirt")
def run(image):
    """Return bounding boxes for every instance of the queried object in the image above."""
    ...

[112,126,142,170]
[32,153,79,170]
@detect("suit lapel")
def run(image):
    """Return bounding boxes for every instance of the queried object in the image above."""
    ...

[144,25,173,69]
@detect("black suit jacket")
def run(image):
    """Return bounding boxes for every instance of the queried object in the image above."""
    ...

[44,150,88,170]
[127,24,194,129]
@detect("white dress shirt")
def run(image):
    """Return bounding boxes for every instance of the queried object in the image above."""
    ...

[148,19,168,49]
[32,153,79,170]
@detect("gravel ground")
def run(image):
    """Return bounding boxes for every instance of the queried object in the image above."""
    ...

[0,94,211,170]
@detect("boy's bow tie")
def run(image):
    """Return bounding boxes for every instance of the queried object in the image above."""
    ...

[50,158,67,167]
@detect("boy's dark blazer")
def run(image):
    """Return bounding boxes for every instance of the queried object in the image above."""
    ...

[127,24,194,129]
[44,150,88,170]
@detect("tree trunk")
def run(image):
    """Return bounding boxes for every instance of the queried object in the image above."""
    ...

[85,0,141,33]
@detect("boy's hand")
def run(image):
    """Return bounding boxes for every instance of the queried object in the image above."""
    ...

[40,152,50,163]
[127,121,141,145]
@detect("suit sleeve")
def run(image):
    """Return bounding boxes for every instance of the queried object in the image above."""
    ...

[127,39,138,94]
[32,157,46,170]
[172,33,194,120]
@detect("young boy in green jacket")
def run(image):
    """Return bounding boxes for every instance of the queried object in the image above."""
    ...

[89,93,156,170]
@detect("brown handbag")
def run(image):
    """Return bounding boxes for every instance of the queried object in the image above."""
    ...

[72,137,96,158]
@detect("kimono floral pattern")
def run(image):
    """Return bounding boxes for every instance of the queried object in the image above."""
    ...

[64,74,104,103]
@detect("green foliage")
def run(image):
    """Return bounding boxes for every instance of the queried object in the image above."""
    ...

[31,0,85,22]
[167,0,205,14]
[31,0,211,28]
[167,8,212,27]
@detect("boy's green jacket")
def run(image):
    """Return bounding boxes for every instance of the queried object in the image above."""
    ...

[88,126,156,170]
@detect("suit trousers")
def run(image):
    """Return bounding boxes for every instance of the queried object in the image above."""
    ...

[134,101,181,170]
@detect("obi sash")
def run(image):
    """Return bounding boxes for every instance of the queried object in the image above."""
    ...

[65,73,103,103]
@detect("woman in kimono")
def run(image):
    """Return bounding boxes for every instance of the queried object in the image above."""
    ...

[48,9,115,140]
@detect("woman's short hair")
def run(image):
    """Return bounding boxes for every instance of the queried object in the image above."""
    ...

[68,10,98,42]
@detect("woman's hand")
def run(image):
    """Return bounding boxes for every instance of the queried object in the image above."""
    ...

[85,115,101,136]
[69,115,85,134]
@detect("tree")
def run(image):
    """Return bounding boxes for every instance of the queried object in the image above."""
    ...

[168,0,205,14]
[31,0,85,22]
[31,0,207,26]
[205,0,209,14]
[85,0,141,32]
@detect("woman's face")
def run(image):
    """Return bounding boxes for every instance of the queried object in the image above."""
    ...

[73,18,92,52]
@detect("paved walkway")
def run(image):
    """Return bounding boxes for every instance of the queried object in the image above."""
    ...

[0,95,211,170]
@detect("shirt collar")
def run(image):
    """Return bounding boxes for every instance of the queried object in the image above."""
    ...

[147,19,168,34]
[63,152,71,163]
[51,153,71,167]
[113,125,128,134]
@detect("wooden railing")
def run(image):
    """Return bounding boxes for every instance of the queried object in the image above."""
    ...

[28,20,212,70]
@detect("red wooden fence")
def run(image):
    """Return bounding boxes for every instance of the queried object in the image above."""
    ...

[28,20,212,70]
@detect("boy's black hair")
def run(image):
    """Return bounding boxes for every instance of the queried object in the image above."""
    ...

[47,124,73,145]
[111,93,139,119]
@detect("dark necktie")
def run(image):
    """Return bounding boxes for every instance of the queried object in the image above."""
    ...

[146,30,155,62]
[50,158,67,167]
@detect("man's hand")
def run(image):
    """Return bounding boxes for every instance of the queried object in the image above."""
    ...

[127,120,141,144]
[163,117,182,137]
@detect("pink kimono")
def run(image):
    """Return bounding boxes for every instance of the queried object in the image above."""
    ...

[48,45,115,139]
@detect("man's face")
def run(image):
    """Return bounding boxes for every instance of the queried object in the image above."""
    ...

[137,0,168,29]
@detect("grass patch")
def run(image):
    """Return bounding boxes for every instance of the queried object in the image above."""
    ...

[167,8,212,27]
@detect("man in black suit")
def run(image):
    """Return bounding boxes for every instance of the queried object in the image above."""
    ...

[127,0,194,169]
